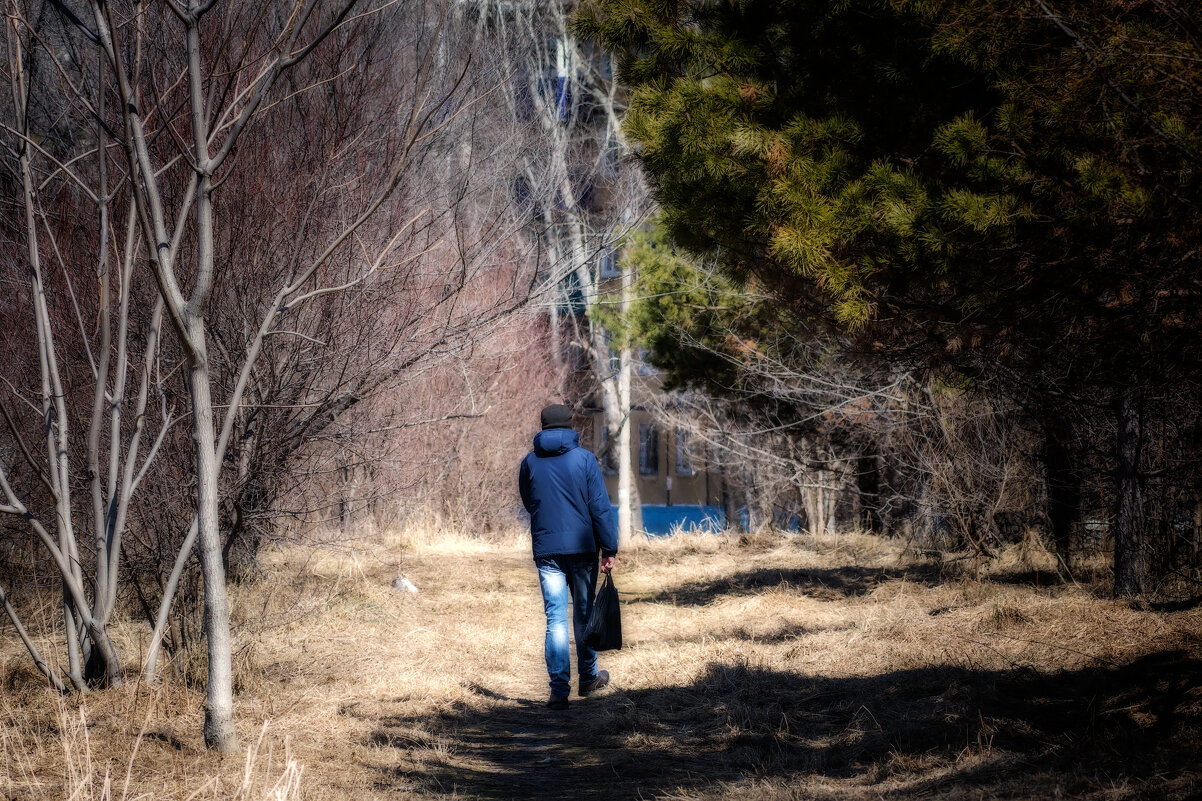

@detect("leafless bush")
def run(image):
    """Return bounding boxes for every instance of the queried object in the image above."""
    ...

[884,384,1043,556]
[0,0,547,750]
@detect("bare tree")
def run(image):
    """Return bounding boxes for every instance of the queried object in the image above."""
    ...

[0,0,531,753]
[474,0,651,545]
[0,0,170,693]
[641,307,1043,551]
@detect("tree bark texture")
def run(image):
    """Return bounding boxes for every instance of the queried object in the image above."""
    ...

[186,356,239,753]
[856,455,882,533]
[1044,416,1080,572]
[615,263,643,546]
[1113,386,1147,598]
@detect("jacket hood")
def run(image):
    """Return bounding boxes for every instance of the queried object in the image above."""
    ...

[533,427,579,457]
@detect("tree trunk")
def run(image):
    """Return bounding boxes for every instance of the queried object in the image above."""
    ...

[857,455,881,533]
[745,484,763,532]
[1044,416,1079,573]
[721,477,742,532]
[616,357,642,545]
[801,484,819,537]
[186,353,239,753]
[1113,386,1147,598]
[143,519,198,682]
[1192,497,1201,574]
[824,466,839,533]
[615,265,642,546]
[15,101,92,690]
[549,304,570,399]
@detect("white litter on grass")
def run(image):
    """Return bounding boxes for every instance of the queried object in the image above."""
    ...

[392,575,419,594]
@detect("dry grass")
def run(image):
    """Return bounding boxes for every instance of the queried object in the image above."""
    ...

[1,695,302,800]
[1,525,1200,800]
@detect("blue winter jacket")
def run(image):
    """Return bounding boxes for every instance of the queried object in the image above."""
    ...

[518,428,618,559]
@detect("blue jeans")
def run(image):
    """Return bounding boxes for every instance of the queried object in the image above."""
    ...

[535,553,599,699]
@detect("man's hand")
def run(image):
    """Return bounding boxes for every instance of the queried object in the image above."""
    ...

[600,555,616,574]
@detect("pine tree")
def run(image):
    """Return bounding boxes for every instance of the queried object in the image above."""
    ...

[577,0,1202,596]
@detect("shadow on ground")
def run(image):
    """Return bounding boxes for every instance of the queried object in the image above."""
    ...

[984,564,1111,589]
[639,564,946,605]
[365,650,1202,800]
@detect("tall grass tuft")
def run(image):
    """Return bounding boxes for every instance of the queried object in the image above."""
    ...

[1,699,301,801]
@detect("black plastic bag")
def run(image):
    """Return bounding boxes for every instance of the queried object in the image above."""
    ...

[583,573,622,651]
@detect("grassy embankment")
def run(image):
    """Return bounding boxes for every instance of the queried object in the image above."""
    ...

[2,524,1200,800]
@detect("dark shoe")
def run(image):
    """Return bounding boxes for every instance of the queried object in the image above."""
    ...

[546,695,569,710]
[579,670,610,697]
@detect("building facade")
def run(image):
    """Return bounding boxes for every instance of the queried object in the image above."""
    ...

[580,408,724,508]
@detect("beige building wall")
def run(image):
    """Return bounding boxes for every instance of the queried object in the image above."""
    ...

[583,409,723,507]
[571,270,724,508]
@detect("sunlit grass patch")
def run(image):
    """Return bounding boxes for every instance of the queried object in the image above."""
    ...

[1,523,1199,799]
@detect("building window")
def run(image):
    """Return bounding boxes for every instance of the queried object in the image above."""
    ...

[601,329,619,375]
[598,247,619,278]
[638,423,659,476]
[602,132,620,176]
[598,422,617,475]
[635,346,656,376]
[513,65,534,121]
[559,270,585,314]
[675,429,695,476]
[569,341,589,371]
[554,38,572,121]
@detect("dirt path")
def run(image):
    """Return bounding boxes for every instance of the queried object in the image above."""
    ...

[335,546,731,800]
[5,531,1199,800]
[298,534,1202,801]
[368,685,720,800]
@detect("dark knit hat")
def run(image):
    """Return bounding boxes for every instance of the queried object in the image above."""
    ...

[540,404,574,430]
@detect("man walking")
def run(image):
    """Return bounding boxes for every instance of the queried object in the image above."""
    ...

[518,404,618,710]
